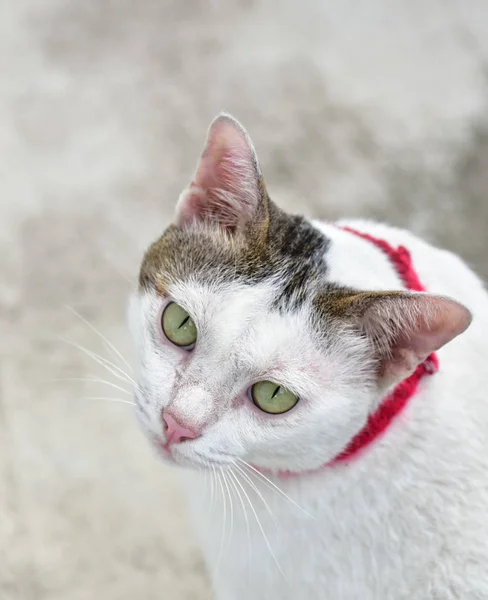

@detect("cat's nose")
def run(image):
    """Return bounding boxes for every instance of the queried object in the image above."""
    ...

[162,411,200,444]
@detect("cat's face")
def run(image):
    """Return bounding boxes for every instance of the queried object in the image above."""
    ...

[129,270,376,473]
[129,114,470,474]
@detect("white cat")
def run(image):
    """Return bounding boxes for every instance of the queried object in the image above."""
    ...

[129,113,488,599]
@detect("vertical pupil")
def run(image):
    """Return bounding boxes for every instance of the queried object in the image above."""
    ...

[271,385,281,399]
[178,315,190,329]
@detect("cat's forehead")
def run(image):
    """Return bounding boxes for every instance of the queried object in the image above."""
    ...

[138,205,331,310]
[168,277,276,321]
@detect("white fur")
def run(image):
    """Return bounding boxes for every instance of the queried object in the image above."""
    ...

[129,220,488,599]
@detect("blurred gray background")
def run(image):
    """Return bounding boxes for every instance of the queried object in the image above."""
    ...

[1,1,487,599]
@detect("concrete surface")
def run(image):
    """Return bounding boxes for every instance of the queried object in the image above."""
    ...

[1,1,487,598]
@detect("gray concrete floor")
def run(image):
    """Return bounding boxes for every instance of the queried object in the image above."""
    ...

[1,1,487,598]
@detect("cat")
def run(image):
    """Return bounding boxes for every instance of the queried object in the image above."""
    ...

[129,113,488,599]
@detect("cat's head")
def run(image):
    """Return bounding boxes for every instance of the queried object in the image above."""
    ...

[129,113,471,473]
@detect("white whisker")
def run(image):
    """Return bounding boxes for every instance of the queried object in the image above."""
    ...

[47,377,132,396]
[228,467,252,585]
[221,470,235,552]
[238,459,314,520]
[215,469,227,575]
[203,470,209,511]
[65,305,133,374]
[234,463,280,531]
[207,465,216,518]
[102,257,133,284]
[60,337,136,387]
[231,466,288,583]
[82,396,135,406]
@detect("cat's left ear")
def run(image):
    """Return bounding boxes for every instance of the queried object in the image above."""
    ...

[175,113,267,231]
[325,292,472,387]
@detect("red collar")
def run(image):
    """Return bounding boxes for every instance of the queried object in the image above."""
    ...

[271,226,439,477]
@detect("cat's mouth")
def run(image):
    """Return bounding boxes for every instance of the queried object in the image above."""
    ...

[157,440,171,455]
[152,437,177,463]
[152,437,234,469]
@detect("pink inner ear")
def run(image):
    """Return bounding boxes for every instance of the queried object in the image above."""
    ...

[176,114,261,230]
[401,296,471,357]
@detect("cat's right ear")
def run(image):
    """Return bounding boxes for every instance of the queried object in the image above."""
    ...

[175,113,268,232]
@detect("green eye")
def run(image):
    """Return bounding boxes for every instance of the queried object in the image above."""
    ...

[251,381,299,415]
[161,302,197,348]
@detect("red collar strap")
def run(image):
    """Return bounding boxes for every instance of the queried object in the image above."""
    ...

[271,226,439,477]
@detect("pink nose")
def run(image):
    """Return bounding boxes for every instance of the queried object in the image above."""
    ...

[162,411,200,445]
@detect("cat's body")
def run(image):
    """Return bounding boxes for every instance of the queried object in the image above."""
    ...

[129,114,488,599]
[179,220,488,600]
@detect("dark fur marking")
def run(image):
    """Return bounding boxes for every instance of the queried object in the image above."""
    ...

[139,197,330,311]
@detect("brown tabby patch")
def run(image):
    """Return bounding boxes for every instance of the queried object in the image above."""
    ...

[139,197,333,310]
